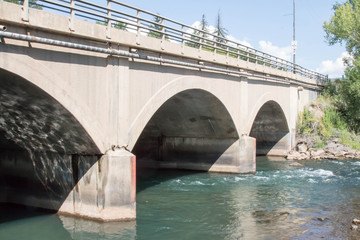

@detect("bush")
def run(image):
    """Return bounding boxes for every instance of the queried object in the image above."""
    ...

[297,107,317,136]
[297,94,359,150]
[322,107,347,132]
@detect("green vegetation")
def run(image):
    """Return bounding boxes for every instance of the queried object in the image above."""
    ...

[4,0,41,9]
[296,0,360,150]
[96,19,127,31]
[297,95,360,150]
[319,0,360,135]
[148,14,167,40]
[293,0,360,151]
[185,11,231,55]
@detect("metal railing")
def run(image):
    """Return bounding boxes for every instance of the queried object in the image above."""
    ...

[14,0,328,84]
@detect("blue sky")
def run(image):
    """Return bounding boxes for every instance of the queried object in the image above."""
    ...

[114,0,346,78]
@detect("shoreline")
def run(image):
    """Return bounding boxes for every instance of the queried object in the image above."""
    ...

[286,137,360,161]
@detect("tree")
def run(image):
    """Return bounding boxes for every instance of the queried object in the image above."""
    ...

[213,9,228,46]
[323,0,360,133]
[323,0,360,58]
[186,14,209,49]
[198,14,209,40]
[148,14,164,39]
[335,58,360,132]
[4,0,42,9]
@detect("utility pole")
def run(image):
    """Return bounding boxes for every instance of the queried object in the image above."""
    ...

[292,0,297,73]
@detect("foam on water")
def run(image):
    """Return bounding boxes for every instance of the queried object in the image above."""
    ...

[253,176,270,181]
[191,181,205,185]
[296,168,334,178]
[332,161,344,165]
[307,179,318,184]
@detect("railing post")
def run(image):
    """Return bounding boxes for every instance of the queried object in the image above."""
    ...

[236,44,240,60]
[22,0,29,22]
[136,10,141,45]
[106,0,111,39]
[226,42,229,59]
[161,17,165,50]
[181,25,185,54]
[69,0,75,31]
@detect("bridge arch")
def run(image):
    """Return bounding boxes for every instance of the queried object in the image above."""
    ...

[0,51,106,152]
[129,76,240,172]
[248,97,290,156]
[0,65,104,213]
[128,75,241,151]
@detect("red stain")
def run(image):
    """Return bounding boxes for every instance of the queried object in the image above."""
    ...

[131,156,136,203]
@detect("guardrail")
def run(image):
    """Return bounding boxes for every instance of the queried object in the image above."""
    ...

[13,0,328,84]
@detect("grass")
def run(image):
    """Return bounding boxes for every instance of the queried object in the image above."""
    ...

[297,95,360,150]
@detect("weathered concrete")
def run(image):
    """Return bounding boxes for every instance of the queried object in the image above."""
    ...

[238,136,257,174]
[59,150,136,221]
[0,149,136,221]
[0,1,320,221]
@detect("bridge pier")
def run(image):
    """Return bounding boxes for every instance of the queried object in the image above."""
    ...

[59,149,136,221]
[238,136,256,174]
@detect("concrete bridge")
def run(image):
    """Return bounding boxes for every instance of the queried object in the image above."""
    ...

[0,1,326,221]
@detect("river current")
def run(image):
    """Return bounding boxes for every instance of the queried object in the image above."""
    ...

[1,157,360,239]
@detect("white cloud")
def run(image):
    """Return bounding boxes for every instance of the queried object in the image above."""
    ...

[258,41,292,61]
[226,35,253,48]
[316,52,349,78]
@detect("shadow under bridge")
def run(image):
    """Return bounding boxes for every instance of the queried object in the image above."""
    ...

[133,89,242,174]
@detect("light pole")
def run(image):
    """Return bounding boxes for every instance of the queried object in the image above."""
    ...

[292,0,297,73]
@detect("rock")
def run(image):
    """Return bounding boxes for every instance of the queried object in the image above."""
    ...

[289,162,303,167]
[290,136,359,160]
[351,224,358,230]
[335,150,347,158]
[325,142,341,153]
[287,151,301,160]
[353,218,360,225]
[311,149,325,158]
[296,137,308,145]
[317,217,327,221]
[297,143,308,153]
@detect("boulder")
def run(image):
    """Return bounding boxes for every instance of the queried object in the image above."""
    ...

[289,162,303,167]
[286,151,300,160]
[353,218,360,225]
[311,149,325,158]
[297,143,308,153]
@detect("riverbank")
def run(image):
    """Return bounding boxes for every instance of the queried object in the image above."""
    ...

[287,136,360,161]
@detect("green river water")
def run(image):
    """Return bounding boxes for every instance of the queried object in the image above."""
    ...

[1,157,360,239]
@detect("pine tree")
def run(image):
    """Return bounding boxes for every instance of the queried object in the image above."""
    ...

[213,9,228,47]
[148,15,164,39]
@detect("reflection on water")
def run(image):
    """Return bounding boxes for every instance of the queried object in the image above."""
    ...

[59,215,136,240]
[0,158,360,239]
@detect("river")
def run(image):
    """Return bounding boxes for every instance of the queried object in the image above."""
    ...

[1,157,360,239]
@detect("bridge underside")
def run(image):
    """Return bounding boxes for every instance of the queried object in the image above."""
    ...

[0,69,135,221]
[250,101,290,156]
[133,89,256,174]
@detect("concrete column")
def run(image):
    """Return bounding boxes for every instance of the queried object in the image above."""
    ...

[289,84,299,149]
[59,149,136,221]
[238,136,256,174]
[239,77,249,135]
